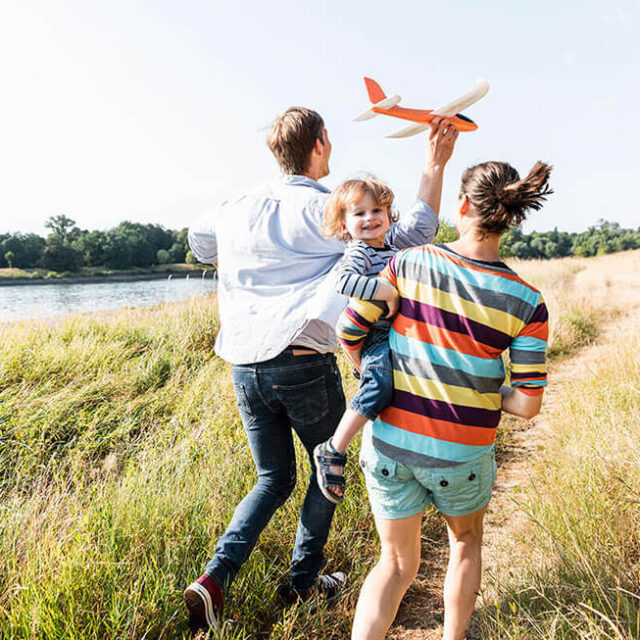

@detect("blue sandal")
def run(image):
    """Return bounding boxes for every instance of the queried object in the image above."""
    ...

[313,440,347,505]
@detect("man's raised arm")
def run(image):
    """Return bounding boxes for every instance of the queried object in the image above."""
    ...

[387,117,459,249]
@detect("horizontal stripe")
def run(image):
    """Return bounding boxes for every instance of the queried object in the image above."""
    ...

[510,349,547,365]
[372,436,464,467]
[372,417,491,463]
[393,350,505,394]
[403,257,537,324]
[396,274,525,337]
[382,405,498,446]
[338,336,364,349]
[401,246,541,306]
[345,307,372,330]
[517,321,549,340]
[393,369,501,411]
[391,331,506,379]
[510,336,547,352]
[529,302,549,324]
[400,298,512,351]
[394,389,501,428]
[511,362,547,374]
[515,387,545,396]
[394,315,498,358]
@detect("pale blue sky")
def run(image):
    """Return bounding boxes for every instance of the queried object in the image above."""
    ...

[1,0,638,236]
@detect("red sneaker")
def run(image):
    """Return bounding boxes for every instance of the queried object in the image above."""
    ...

[184,573,224,633]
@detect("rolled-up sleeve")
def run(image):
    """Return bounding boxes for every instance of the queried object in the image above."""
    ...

[509,294,549,395]
[188,209,218,265]
[386,199,439,249]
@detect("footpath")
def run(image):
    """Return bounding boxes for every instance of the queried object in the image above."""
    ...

[385,257,640,640]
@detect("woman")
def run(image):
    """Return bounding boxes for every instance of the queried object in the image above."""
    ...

[337,160,552,640]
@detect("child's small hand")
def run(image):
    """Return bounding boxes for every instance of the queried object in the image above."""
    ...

[377,282,400,318]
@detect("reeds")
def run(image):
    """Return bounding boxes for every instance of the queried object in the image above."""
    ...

[0,250,638,638]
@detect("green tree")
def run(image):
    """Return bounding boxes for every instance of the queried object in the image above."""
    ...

[4,251,14,268]
[39,236,80,271]
[45,215,78,243]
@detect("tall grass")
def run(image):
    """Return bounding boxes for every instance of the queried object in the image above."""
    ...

[0,298,420,638]
[478,324,640,639]
[477,250,640,639]
[0,250,638,638]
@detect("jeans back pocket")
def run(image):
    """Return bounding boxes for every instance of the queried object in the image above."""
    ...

[273,375,329,425]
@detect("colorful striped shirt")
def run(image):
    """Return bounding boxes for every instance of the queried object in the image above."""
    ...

[336,243,549,467]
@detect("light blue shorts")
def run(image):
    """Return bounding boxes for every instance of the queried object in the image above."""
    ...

[359,440,497,519]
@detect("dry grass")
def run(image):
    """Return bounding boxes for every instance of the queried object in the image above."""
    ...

[0,250,639,639]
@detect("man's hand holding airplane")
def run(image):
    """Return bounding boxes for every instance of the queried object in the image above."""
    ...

[418,117,459,214]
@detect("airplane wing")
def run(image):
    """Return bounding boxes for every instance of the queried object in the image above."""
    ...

[433,78,489,117]
[385,123,430,138]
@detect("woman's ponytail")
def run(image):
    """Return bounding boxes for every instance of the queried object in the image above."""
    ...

[460,161,553,237]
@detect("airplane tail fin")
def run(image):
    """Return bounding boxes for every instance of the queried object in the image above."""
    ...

[354,77,401,122]
[364,77,386,104]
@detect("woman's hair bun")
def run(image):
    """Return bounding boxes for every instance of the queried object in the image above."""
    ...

[461,161,553,236]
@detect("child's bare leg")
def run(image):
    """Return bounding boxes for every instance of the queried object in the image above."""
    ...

[326,409,368,498]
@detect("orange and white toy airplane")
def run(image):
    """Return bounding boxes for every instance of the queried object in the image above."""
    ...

[354,77,490,138]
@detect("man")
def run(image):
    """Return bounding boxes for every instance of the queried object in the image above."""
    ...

[184,106,454,634]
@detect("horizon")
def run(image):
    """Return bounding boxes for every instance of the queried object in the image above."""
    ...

[1,1,639,237]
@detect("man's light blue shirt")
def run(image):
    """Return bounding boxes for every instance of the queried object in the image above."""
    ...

[189,174,438,365]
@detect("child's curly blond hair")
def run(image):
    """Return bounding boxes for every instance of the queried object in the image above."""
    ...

[322,177,397,242]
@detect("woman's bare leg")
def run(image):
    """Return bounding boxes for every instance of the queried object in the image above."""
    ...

[351,512,423,640]
[441,506,486,640]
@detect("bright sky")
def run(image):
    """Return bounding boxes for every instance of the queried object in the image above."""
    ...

[1,0,638,236]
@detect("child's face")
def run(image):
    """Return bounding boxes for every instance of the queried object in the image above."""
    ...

[342,192,390,247]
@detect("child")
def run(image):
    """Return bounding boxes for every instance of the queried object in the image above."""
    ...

[313,118,459,504]
[313,177,412,504]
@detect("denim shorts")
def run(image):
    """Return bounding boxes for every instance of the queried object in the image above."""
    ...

[359,439,497,519]
[349,326,393,421]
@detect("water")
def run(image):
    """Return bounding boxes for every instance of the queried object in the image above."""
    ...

[0,275,216,323]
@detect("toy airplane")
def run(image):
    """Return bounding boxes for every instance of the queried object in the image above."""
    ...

[354,77,490,138]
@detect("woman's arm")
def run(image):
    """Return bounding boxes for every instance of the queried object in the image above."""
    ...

[386,117,458,249]
[500,385,543,419]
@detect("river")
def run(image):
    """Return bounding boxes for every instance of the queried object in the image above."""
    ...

[0,275,216,323]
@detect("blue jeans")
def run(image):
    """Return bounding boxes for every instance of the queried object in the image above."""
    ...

[349,326,393,421]
[205,349,346,592]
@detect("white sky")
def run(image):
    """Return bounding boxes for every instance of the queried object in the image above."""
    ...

[1,0,638,236]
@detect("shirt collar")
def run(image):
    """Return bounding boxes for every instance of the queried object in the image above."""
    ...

[279,174,331,194]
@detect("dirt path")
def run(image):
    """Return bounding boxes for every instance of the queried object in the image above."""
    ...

[386,259,640,640]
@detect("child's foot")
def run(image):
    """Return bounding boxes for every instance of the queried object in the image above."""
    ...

[313,440,347,504]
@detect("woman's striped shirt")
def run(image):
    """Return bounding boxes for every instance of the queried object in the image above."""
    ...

[336,243,549,468]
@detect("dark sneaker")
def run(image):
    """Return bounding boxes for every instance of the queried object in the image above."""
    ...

[184,573,224,634]
[316,571,347,601]
[279,571,348,605]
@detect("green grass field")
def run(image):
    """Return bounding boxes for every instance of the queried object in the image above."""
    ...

[0,250,638,639]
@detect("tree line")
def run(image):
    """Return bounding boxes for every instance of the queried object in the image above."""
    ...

[500,220,640,259]
[2,216,639,273]
[435,219,640,260]
[0,215,195,272]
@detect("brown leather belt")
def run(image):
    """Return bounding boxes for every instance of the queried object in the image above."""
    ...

[288,346,320,356]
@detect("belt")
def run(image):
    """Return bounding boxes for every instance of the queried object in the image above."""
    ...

[287,345,321,356]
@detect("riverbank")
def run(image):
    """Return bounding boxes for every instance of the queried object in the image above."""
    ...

[1,251,638,639]
[0,264,215,286]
